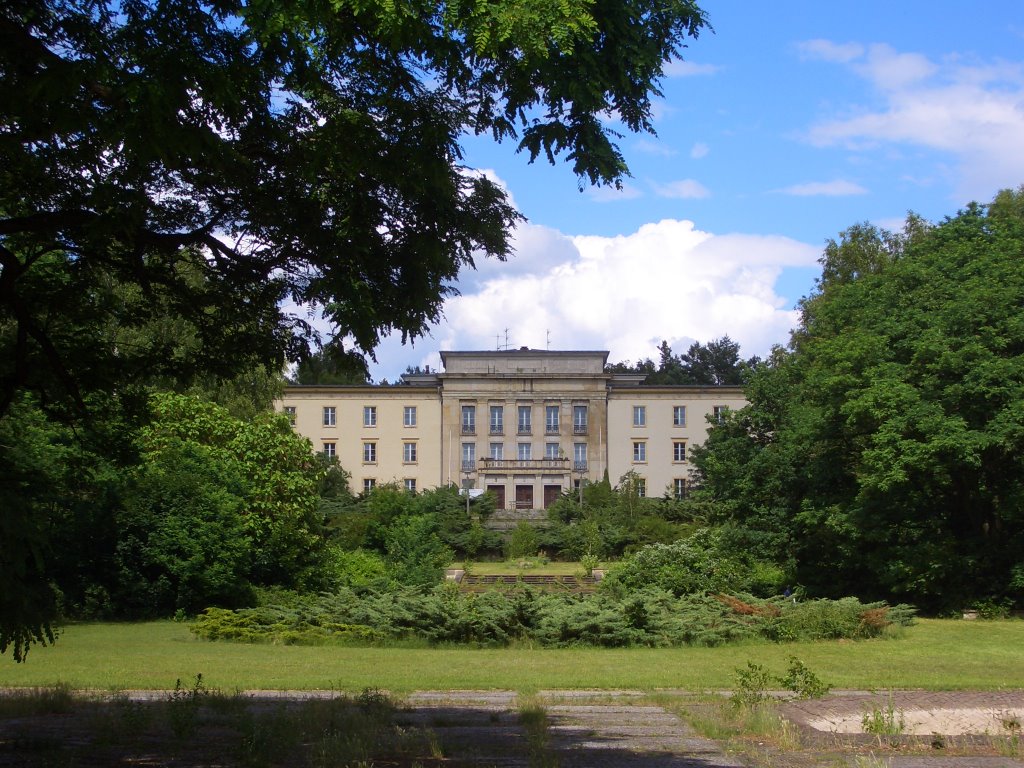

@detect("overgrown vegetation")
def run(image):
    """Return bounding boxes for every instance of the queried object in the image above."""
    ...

[190,587,913,649]
[0,684,446,766]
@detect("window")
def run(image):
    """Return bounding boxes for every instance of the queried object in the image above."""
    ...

[517,405,532,434]
[633,441,647,462]
[284,406,296,425]
[363,442,377,463]
[489,405,504,434]
[461,442,476,471]
[573,442,587,471]
[322,442,336,458]
[713,405,728,424]
[518,442,532,460]
[363,405,377,427]
[545,405,559,433]
[403,406,417,427]
[673,478,687,500]
[633,405,646,427]
[636,477,647,498]
[403,442,417,463]
[673,405,686,427]
[545,442,560,460]
[363,478,376,493]
[404,478,417,493]
[323,406,336,427]
[461,404,476,434]
[489,442,504,460]
[573,405,588,434]
[673,441,687,462]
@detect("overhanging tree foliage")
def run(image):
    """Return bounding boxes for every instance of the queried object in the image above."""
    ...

[2,0,709,417]
[692,189,1024,611]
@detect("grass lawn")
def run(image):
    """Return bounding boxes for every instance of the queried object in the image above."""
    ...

[1,619,1022,693]
[451,559,593,576]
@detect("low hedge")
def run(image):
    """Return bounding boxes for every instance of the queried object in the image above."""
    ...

[190,587,915,648]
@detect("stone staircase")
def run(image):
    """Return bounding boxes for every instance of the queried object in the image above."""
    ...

[486,508,549,531]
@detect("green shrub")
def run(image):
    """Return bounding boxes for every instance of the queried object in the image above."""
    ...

[730,662,774,708]
[506,522,540,560]
[601,530,752,597]
[779,656,830,699]
[322,547,391,591]
[190,588,913,649]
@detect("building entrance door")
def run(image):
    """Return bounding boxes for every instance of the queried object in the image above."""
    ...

[487,484,506,510]
[515,484,533,510]
[543,484,561,509]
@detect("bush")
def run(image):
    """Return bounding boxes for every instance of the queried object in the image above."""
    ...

[505,522,540,560]
[601,529,772,597]
[190,587,912,649]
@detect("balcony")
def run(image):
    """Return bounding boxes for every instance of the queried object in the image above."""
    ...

[461,460,476,472]
[461,424,476,435]
[573,423,588,435]
[517,425,532,436]
[544,425,559,435]
[489,425,503,435]
[478,457,569,474]
[573,460,588,472]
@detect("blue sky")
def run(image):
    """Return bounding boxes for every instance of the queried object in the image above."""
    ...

[365,1,1024,381]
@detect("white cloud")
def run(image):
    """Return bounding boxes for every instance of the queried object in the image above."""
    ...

[425,219,819,369]
[854,44,937,91]
[664,59,720,77]
[651,179,711,199]
[796,39,864,64]
[634,138,678,157]
[803,41,1024,200]
[690,142,709,159]
[776,179,868,196]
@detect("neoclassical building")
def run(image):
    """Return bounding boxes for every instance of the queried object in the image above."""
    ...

[279,348,746,507]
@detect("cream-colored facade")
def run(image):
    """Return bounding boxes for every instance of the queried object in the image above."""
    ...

[607,386,747,499]
[278,349,745,506]
[281,384,442,495]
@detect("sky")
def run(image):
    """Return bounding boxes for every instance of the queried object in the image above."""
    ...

[363,1,1024,381]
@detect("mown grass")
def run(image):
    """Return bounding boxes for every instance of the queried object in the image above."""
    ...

[1,619,1021,692]
[452,559,592,576]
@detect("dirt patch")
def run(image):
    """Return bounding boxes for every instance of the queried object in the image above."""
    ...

[780,690,1024,736]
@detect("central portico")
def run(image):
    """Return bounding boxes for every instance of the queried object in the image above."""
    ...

[432,348,615,507]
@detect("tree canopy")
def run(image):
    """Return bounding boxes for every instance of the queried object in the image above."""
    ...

[2,0,710,420]
[607,336,758,385]
[692,189,1024,612]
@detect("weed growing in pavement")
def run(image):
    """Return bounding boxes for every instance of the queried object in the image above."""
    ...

[779,656,830,699]
[90,693,154,745]
[0,683,75,716]
[993,709,1022,757]
[861,693,905,747]
[518,700,558,768]
[853,754,892,768]
[167,673,207,739]
[730,662,775,708]
[730,657,830,708]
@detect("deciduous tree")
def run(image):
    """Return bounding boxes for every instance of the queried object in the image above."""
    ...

[693,190,1024,611]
